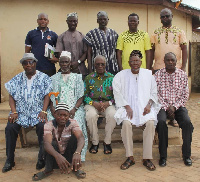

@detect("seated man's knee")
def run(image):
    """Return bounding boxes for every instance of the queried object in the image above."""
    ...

[146,120,154,128]
[122,120,132,129]
[85,107,98,121]
[5,122,20,132]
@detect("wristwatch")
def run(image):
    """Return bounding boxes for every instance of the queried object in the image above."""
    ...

[77,60,81,64]
[109,101,112,106]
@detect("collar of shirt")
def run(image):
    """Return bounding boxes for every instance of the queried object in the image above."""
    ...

[92,71,109,78]
[36,27,50,32]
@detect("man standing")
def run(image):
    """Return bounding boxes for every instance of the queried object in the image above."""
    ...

[25,13,58,76]
[150,8,187,72]
[113,50,160,171]
[84,11,119,75]
[154,52,193,167]
[117,13,151,71]
[84,55,116,154]
[56,12,88,78]
[2,53,52,173]
[32,103,86,180]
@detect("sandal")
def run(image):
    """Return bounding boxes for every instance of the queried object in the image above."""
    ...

[103,143,112,154]
[73,170,86,179]
[120,158,135,170]
[168,120,178,127]
[32,171,53,181]
[143,159,156,171]
[89,144,99,154]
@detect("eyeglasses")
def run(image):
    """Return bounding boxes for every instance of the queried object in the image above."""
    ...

[22,60,35,66]
[95,63,105,67]
[161,15,170,19]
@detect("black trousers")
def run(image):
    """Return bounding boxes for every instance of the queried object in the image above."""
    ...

[156,107,194,158]
[5,122,44,163]
[45,134,77,172]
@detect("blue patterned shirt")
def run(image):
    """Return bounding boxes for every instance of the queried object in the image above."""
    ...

[5,71,52,127]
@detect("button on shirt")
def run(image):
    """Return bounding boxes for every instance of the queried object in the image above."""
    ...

[154,68,189,110]
[25,27,58,71]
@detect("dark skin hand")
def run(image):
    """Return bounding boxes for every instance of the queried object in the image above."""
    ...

[93,101,110,112]
[69,97,84,119]
[37,94,50,122]
[166,105,176,120]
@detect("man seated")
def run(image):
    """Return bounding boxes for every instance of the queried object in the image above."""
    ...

[84,55,116,154]
[113,50,160,171]
[32,103,86,180]
[2,53,52,173]
[154,52,194,167]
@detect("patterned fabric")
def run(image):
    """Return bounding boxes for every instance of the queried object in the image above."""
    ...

[84,71,114,105]
[117,30,151,69]
[83,28,119,74]
[44,119,81,154]
[5,71,52,128]
[47,72,88,161]
[154,68,189,111]
[151,25,187,70]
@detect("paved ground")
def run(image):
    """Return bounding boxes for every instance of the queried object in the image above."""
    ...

[0,93,199,182]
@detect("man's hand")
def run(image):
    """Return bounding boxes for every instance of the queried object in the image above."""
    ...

[166,105,176,120]
[8,113,18,123]
[69,108,76,119]
[48,54,59,64]
[143,104,151,116]
[38,111,47,122]
[71,61,79,70]
[93,102,102,112]
[55,153,71,174]
[139,124,146,131]
[125,105,133,120]
[100,101,110,112]
[71,153,82,172]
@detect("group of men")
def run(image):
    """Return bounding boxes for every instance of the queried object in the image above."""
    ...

[2,7,193,181]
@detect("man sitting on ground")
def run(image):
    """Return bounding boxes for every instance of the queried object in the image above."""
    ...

[2,53,52,173]
[154,52,194,167]
[32,103,86,180]
[84,55,116,154]
[113,50,160,171]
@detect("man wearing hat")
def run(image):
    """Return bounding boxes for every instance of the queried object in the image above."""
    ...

[2,53,52,173]
[84,11,119,75]
[55,12,88,78]
[32,103,86,180]
[25,13,58,76]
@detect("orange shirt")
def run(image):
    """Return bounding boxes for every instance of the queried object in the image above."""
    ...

[151,25,187,70]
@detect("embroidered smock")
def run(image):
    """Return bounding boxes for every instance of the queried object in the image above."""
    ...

[151,25,187,70]
[5,71,52,128]
[44,119,81,154]
[154,68,189,111]
[117,30,151,69]
[84,71,114,105]
[83,28,119,75]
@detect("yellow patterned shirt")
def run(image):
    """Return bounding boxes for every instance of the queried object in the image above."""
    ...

[117,30,151,69]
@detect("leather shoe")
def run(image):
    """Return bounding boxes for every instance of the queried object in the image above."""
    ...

[159,158,166,167]
[183,157,192,166]
[36,159,45,170]
[2,161,15,173]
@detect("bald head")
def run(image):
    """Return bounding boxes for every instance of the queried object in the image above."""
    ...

[160,8,172,16]
[38,13,48,20]
[94,55,106,64]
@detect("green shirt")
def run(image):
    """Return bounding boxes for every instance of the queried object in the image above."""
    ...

[84,71,114,104]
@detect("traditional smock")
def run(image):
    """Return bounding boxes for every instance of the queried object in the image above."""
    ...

[112,69,161,127]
